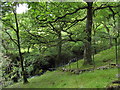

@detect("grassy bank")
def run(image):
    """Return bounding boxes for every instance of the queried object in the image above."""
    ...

[7,68,117,88]
[6,46,119,88]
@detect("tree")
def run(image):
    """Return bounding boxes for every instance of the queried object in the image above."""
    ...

[27,2,87,67]
[83,2,93,65]
[2,2,28,83]
[83,1,120,65]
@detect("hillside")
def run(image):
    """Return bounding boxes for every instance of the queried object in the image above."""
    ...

[7,68,117,88]
[5,46,119,88]
[62,46,119,70]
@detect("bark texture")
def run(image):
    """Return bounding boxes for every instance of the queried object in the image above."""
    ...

[83,2,93,65]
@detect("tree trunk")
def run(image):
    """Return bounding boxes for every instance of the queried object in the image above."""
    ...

[56,30,62,67]
[27,45,31,53]
[83,2,93,65]
[115,38,118,65]
[103,23,112,48]
[17,44,28,83]
[14,10,28,83]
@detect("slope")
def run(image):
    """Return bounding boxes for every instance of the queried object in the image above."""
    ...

[6,46,119,88]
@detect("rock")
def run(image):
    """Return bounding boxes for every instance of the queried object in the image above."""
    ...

[107,80,120,90]
[112,80,120,84]
[106,84,120,90]
[110,64,117,67]
[79,71,82,74]
[116,74,120,78]
[70,69,74,72]
[62,68,64,71]
[116,64,120,68]
[75,71,79,75]
[81,69,86,72]
[96,66,108,70]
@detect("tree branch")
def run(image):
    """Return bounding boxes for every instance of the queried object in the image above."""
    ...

[5,30,18,46]
[93,4,120,14]
[48,23,58,32]
[65,15,87,31]
[9,25,17,32]
[37,6,87,24]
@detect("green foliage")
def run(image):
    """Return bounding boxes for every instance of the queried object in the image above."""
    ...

[71,41,84,51]
[23,52,48,73]
[2,2,120,87]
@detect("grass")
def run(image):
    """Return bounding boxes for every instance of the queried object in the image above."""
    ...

[5,46,120,88]
[63,46,120,69]
[7,68,118,88]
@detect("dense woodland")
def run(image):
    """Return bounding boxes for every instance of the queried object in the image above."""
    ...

[1,1,120,88]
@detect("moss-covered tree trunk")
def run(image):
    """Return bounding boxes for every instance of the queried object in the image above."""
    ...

[83,2,93,65]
